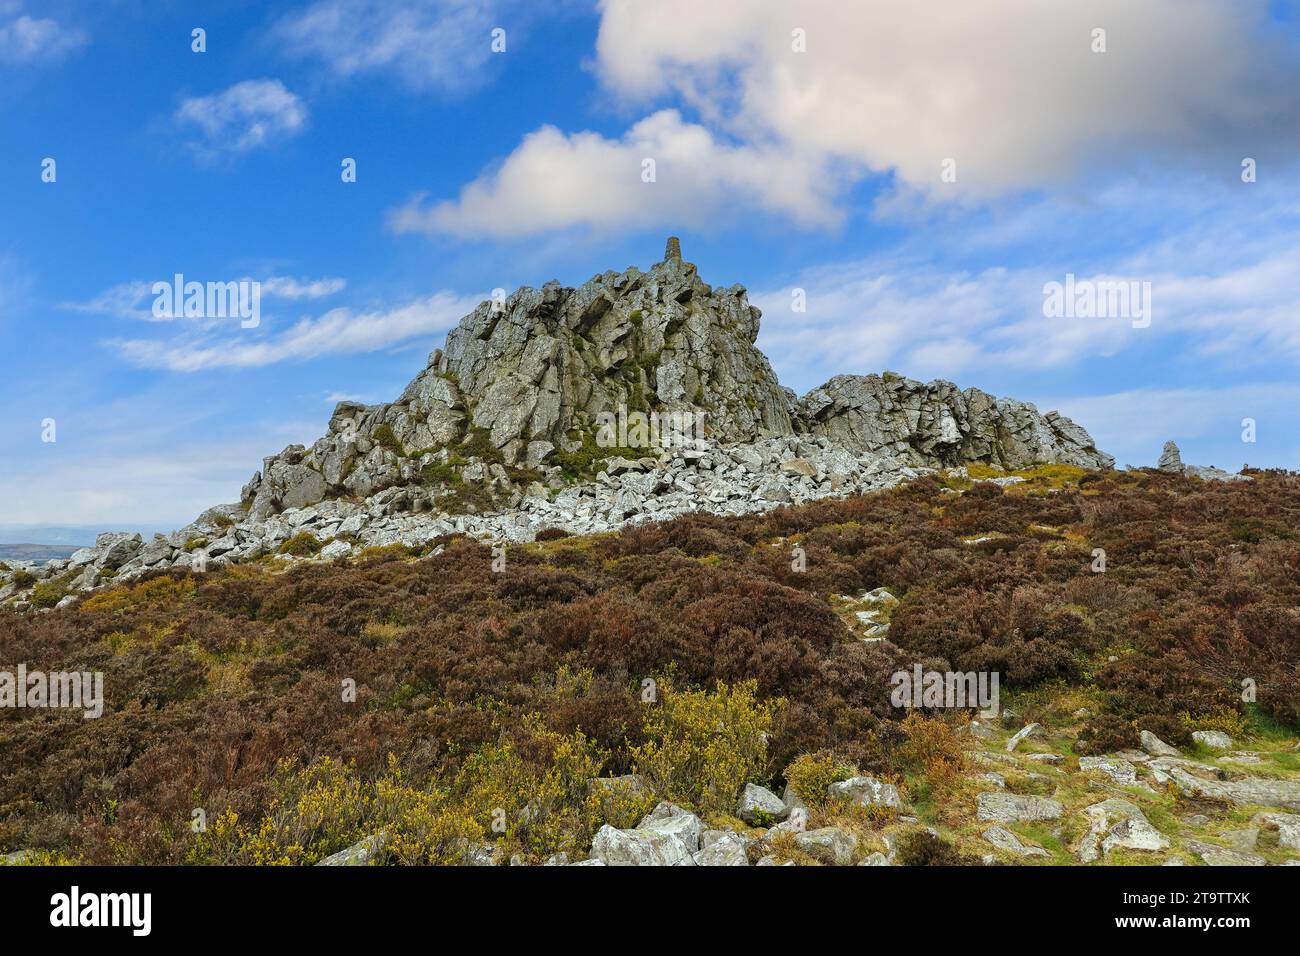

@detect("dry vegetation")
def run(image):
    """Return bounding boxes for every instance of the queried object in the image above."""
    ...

[2,467,1298,864]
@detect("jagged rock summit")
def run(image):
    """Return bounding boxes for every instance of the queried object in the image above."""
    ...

[241,238,1111,521]
[1,239,1117,604]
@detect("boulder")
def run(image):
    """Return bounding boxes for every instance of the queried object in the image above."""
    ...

[1139,730,1181,757]
[1252,811,1300,850]
[315,833,386,866]
[1078,756,1137,786]
[1077,799,1168,862]
[977,793,1063,824]
[1006,722,1042,752]
[589,824,694,866]
[793,827,857,866]
[636,802,703,853]
[1191,730,1233,750]
[983,826,1049,858]
[1157,440,1184,473]
[826,776,902,810]
[737,783,787,824]
[693,830,751,866]
[96,532,142,570]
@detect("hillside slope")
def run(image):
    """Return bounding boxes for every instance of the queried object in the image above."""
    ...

[2,466,1297,866]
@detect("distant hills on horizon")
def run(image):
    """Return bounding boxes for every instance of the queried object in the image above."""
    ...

[0,524,170,554]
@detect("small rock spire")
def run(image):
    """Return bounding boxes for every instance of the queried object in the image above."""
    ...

[664,236,682,261]
[1157,440,1183,473]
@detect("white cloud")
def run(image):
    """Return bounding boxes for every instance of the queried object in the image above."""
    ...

[0,8,87,64]
[275,0,512,92]
[175,79,307,160]
[402,1,1299,239]
[109,290,481,371]
[594,0,1299,199]
[391,109,838,237]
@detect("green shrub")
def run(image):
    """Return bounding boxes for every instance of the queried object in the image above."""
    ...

[10,569,36,589]
[631,678,782,812]
[457,426,503,464]
[32,578,72,608]
[784,751,854,810]
[373,424,407,457]
[278,532,322,556]
[419,460,463,486]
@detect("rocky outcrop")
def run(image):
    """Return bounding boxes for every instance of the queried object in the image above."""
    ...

[3,239,1117,605]
[977,793,1063,824]
[238,239,1110,520]
[1077,799,1168,862]
[242,241,796,519]
[1152,440,1250,482]
[1158,440,1184,473]
[1165,766,1300,812]
[796,374,1113,470]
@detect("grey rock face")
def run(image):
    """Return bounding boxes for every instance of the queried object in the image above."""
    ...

[589,824,694,866]
[1157,440,1184,473]
[977,792,1063,824]
[1077,799,1168,862]
[16,241,1117,606]
[1183,839,1266,867]
[1166,766,1300,812]
[826,776,902,810]
[1078,757,1137,786]
[234,242,1111,521]
[795,373,1113,470]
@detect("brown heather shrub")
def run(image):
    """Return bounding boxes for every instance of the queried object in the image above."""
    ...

[895,829,976,866]
[1075,714,1137,756]
[3,469,1300,861]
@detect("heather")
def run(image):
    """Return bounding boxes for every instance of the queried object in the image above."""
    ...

[2,467,1298,864]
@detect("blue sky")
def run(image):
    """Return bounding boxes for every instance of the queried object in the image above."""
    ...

[2,0,1300,539]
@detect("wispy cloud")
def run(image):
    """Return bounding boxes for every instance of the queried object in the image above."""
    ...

[174,79,307,161]
[108,290,481,371]
[752,183,1300,393]
[0,4,87,65]
[274,0,513,92]
[63,275,345,321]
